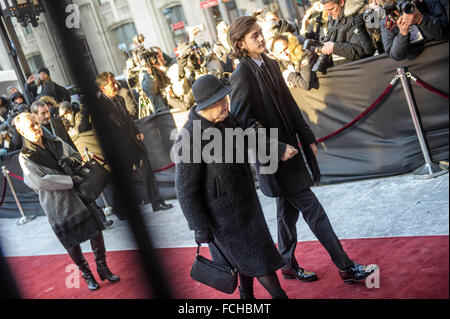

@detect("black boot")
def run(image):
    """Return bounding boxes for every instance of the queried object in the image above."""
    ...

[91,234,120,283]
[238,286,256,299]
[66,245,100,290]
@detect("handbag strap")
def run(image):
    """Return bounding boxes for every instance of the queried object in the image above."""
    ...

[197,240,235,271]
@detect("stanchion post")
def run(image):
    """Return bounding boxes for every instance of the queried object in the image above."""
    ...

[1,166,36,225]
[396,67,448,179]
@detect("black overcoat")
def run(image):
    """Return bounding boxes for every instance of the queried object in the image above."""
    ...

[174,108,285,277]
[229,55,320,198]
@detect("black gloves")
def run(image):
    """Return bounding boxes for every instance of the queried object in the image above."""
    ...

[195,229,213,245]
[71,175,83,185]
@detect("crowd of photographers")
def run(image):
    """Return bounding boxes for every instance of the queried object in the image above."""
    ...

[1,0,448,158]
[118,0,448,121]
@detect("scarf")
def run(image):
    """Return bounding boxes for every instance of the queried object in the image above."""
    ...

[22,134,66,174]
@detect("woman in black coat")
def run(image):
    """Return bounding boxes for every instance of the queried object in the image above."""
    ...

[174,74,287,299]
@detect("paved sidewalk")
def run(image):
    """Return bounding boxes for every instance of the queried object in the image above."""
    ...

[0,172,448,257]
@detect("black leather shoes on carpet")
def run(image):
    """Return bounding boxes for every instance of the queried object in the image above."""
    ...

[281,267,318,282]
[103,220,114,229]
[339,263,378,283]
[153,203,173,212]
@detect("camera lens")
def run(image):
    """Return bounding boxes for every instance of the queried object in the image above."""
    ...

[402,2,416,14]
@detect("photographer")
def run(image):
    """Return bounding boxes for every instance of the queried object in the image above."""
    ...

[379,0,448,61]
[271,34,316,90]
[139,50,170,114]
[319,0,375,67]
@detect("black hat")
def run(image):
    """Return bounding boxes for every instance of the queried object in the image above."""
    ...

[10,91,24,102]
[38,67,50,76]
[192,74,232,111]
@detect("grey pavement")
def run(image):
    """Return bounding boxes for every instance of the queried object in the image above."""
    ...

[0,172,448,257]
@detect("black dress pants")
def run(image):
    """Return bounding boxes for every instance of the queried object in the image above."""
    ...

[104,156,164,220]
[276,188,354,271]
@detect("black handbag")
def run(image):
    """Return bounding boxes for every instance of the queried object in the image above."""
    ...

[74,158,111,203]
[190,241,238,294]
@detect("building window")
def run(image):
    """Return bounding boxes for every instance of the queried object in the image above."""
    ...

[27,54,45,74]
[98,0,109,5]
[162,5,188,47]
[112,22,138,54]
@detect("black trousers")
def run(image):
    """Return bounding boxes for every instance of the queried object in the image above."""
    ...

[276,188,354,271]
[102,156,164,219]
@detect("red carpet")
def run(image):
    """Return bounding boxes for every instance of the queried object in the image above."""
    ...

[5,235,449,299]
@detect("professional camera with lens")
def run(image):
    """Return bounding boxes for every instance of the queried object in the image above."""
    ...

[139,49,160,68]
[398,0,418,14]
[302,39,332,74]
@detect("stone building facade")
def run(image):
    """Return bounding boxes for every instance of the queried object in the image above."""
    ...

[1,0,298,87]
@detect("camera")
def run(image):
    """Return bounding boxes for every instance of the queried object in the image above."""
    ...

[399,0,418,14]
[302,39,332,74]
[138,49,160,68]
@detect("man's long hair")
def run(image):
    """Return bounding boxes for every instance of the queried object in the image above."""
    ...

[228,16,258,59]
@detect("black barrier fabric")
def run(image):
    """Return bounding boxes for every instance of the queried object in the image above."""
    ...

[0,42,448,218]
[291,41,448,183]
[0,151,45,218]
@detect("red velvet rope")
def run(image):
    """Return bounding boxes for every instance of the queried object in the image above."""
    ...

[0,177,7,206]
[153,162,175,173]
[8,172,24,181]
[413,78,449,100]
[316,82,396,144]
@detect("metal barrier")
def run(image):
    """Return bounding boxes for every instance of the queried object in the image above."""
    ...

[397,67,448,179]
[1,166,36,225]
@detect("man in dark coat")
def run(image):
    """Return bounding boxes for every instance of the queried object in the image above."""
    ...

[320,0,375,64]
[175,74,287,299]
[228,16,377,284]
[96,72,173,216]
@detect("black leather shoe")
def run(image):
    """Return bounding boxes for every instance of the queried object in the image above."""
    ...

[153,203,173,212]
[103,220,114,229]
[339,263,378,284]
[281,267,318,282]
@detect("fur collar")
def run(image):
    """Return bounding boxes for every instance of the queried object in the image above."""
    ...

[343,0,367,17]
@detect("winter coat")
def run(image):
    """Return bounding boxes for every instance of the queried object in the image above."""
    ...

[229,55,320,198]
[174,108,285,277]
[380,0,449,61]
[25,79,71,103]
[325,0,375,62]
[18,136,103,249]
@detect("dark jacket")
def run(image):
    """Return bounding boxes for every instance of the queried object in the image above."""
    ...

[380,0,449,61]
[19,136,103,249]
[97,94,147,168]
[229,55,320,198]
[325,0,375,62]
[26,79,70,103]
[278,52,317,90]
[174,108,285,277]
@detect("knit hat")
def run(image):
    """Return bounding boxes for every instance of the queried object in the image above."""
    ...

[38,67,50,76]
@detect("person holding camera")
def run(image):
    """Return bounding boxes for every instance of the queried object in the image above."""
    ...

[25,67,71,103]
[379,0,448,61]
[15,112,119,291]
[271,33,316,90]
[228,15,378,285]
[318,0,375,68]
